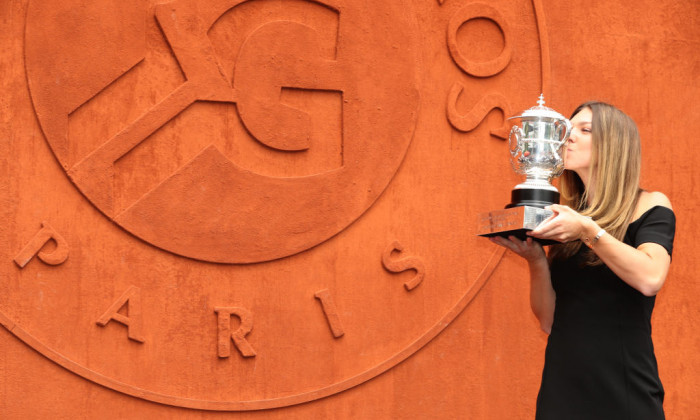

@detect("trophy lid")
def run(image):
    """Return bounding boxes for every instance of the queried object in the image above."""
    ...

[509,94,567,121]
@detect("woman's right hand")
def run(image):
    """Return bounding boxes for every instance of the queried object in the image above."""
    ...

[489,235,546,264]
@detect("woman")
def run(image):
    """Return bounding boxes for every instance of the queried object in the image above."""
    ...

[491,101,675,419]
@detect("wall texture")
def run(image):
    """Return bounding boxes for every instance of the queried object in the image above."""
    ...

[0,0,698,418]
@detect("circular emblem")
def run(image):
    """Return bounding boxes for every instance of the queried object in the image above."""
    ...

[2,0,549,411]
[26,0,419,263]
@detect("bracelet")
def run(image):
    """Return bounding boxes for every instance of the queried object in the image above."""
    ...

[583,228,606,248]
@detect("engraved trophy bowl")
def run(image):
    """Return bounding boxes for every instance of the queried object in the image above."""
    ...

[507,94,572,208]
[477,94,572,243]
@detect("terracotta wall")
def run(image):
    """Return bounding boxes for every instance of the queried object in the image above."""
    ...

[1,0,698,418]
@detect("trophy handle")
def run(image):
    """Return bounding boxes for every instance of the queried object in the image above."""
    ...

[509,125,522,157]
[556,118,573,147]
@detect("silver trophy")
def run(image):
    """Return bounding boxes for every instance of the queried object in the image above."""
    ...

[477,94,572,242]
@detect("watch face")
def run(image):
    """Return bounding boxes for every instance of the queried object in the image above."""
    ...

[2,0,546,410]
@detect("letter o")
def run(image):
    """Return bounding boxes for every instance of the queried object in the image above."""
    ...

[447,3,512,77]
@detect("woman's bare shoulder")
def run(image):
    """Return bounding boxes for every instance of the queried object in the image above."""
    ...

[635,190,672,219]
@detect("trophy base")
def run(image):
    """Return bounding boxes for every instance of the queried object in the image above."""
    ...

[506,187,559,209]
[476,205,559,245]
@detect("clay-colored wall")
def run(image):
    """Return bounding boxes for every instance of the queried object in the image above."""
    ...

[0,0,698,418]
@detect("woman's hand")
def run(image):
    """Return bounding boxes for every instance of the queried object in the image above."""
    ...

[489,235,546,263]
[527,204,595,243]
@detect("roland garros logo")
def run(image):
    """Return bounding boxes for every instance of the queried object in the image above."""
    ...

[26,0,420,264]
[3,0,550,411]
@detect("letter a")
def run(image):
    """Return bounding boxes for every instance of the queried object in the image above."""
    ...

[96,286,145,343]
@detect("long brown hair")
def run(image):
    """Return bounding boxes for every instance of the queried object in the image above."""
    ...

[549,101,641,265]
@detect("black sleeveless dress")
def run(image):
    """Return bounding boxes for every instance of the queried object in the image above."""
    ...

[536,206,676,420]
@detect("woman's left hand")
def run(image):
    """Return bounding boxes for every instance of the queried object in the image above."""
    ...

[527,204,593,243]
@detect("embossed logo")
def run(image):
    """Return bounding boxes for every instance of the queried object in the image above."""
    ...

[2,0,550,412]
[26,0,419,263]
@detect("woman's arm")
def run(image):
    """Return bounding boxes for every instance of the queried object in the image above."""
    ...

[490,236,556,333]
[528,193,672,297]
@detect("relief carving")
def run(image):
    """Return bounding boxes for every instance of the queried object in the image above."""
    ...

[382,241,426,291]
[214,307,256,358]
[445,2,513,138]
[13,221,69,268]
[27,0,419,263]
[447,3,512,78]
[4,0,551,410]
[96,286,145,343]
[446,84,511,138]
[314,289,345,338]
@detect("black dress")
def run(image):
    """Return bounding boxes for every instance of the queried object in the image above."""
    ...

[536,206,676,420]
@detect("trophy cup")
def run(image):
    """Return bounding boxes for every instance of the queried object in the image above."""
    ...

[477,94,572,242]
